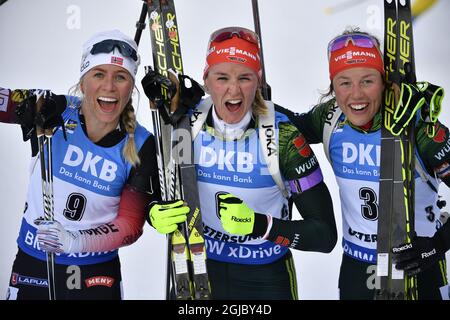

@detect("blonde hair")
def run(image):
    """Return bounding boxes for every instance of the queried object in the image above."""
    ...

[120,99,140,167]
[252,89,268,117]
[69,82,141,167]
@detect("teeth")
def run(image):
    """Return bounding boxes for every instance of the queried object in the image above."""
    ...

[350,104,367,110]
[227,99,241,104]
[98,97,118,102]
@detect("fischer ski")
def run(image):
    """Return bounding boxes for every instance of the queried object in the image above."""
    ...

[376,0,417,300]
[136,0,210,300]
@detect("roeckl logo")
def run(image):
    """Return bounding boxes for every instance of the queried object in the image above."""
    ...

[231,216,251,223]
[421,249,436,258]
[392,243,412,253]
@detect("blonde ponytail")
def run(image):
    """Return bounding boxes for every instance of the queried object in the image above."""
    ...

[121,100,141,167]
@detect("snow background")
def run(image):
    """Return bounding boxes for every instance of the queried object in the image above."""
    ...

[0,0,449,299]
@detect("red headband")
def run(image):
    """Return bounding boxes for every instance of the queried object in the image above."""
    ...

[203,36,261,79]
[329,42,384,80]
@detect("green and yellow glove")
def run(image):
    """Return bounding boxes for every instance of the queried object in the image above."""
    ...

[149,200,189,234]
[218,193,268,236]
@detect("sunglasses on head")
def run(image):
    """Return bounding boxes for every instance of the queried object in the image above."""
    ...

[327,33,380,59]
[208,27,260,48]
[90,39,138,61]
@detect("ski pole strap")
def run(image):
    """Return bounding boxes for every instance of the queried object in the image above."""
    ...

[157,101,189,126]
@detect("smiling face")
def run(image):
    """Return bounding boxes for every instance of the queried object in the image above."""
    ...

[80,64,134,138]
[332,67,384,127]
[204,62,259,124]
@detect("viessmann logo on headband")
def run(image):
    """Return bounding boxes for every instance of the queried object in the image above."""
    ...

[334,50,377,63]
[210,46,259,62]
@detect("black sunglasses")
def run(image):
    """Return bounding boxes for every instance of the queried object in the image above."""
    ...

[90,39,138,61]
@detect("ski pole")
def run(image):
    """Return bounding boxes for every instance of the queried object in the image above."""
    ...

[251,0,271,100]
[134,0,148,45]
[36,91,56,300]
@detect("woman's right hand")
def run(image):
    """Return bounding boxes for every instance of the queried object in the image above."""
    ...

[15,91,66,134]
[148,200,189,234]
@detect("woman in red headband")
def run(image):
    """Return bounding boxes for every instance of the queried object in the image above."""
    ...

[143,26,337,299]
[279,28,450,300]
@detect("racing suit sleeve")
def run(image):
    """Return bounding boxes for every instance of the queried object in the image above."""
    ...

[253,121,337,253]
[76,136,161,252]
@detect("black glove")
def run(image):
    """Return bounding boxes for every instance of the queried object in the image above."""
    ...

[141,68,204,125]
[15,91,66,156]
[389,82,425,135]
[392,235,446,276]
[141,67,177,104]
[177,74,204,109]
[416,81,445,137]
[15,94,37,142]
[15,91,66,133]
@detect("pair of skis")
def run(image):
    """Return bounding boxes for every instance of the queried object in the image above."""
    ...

[134,0,210,300]
[376,0,417,300]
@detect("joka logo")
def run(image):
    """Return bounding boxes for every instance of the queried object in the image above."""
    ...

[262,124,276,156]
[292,135,311,158]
